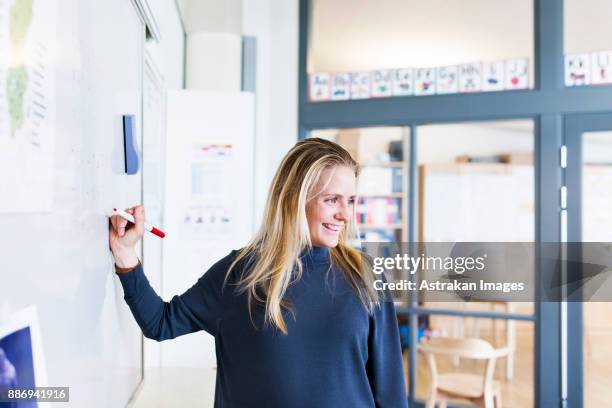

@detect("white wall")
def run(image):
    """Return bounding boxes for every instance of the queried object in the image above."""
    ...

[178,0,242,34]
[417,120,534,164]
[148,0,185,90]
[185,32,242,91]
[243,0,299,227]
[310,0,533,71]
[179,0,242,91]
[161,91,254,369]
[175,0,298,235]
[565,0,612,54]
[153,0,299,370]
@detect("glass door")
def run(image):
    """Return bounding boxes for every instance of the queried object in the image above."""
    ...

[409,119,536,407]
[565,112,612,408]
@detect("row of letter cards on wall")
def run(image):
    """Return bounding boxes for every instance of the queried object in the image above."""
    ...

[309,59,529,102]
[565,51,612,87]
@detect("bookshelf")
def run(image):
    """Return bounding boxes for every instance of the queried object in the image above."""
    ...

[325,127,410,243]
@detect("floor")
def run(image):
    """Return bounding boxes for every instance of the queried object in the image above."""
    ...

[411,320,612,407]
[130,368,216,408]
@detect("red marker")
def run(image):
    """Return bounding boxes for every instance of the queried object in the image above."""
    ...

[111,208,166,238]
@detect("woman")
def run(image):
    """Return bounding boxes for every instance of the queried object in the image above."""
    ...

[109,138,408,407]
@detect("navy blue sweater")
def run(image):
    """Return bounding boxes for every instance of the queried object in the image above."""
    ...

[118,247,408,408]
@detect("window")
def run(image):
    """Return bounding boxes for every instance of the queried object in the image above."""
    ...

[564,0,612,87]
[311,127,409,243]
[413,120,535,406]
[308,0,534,101]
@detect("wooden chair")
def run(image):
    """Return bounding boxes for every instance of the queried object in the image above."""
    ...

[452,302,516,380]
[419,337,509,408]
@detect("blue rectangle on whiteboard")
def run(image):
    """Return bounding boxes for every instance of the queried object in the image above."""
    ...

[123,115,139,175]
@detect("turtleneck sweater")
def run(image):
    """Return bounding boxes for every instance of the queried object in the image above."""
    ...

[117,246,408,408]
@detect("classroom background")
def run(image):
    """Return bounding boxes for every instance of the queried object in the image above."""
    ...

[0,0,611,407]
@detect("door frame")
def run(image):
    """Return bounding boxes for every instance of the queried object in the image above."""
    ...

[564,111,612,408]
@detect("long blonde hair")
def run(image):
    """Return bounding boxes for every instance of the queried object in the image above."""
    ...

[228,137,380,334]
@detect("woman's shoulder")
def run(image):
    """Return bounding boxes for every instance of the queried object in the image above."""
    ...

[205,247,255,282]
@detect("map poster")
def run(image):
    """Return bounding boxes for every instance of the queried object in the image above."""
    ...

[0,0,57,213]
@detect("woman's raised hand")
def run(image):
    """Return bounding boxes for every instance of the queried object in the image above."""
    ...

[109,205,145,269]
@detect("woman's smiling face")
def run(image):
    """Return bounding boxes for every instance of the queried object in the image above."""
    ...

[306,166,356,248]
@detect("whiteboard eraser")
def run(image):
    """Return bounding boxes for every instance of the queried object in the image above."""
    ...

[123,114,140,175]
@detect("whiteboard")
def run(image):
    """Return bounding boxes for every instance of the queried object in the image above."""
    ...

[141,47,165,369]
[421,163,535,241]
[583,165,612,242]
[0,0,146,406]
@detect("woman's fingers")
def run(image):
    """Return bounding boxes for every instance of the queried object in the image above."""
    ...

[110,214,129,237]
[133,206,145,236]
[109,205,144,240]
[109,205,143,257]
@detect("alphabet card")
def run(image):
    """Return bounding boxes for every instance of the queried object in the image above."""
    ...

[350,72,371,99]
[309,73,330,101]
[505,58,529,89]
[371,70,393,98]
[436,66,458,94]
[565,53,591,86]
[414,68,436,95]
[392,68,414,96]
[591,51,612,85]
[331,73,351,100]
[482,61,505,92]
[459,63,482,92]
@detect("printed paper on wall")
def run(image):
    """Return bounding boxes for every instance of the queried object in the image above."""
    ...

[350,72,371,99]
[0,0,57,213]
[414,68,436,96]
[436,66,458,94]
[392,68,414,96]
[331,73,351,100]
[565,54,591,86]
[482,61,505,92]
[459,63,482,93]
[505,58,529,90]
[309,73,330,101]
[0,306,49,407]
[371,70,393,98]
[590,51,612,85]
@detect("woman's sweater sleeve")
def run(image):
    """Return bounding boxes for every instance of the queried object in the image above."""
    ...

[117,251,237,340]
[366,299,409,408]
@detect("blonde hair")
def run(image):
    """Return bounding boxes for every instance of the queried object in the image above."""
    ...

[227,138,380,334]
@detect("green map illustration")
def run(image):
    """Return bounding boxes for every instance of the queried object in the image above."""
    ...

[7,0,33,137]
